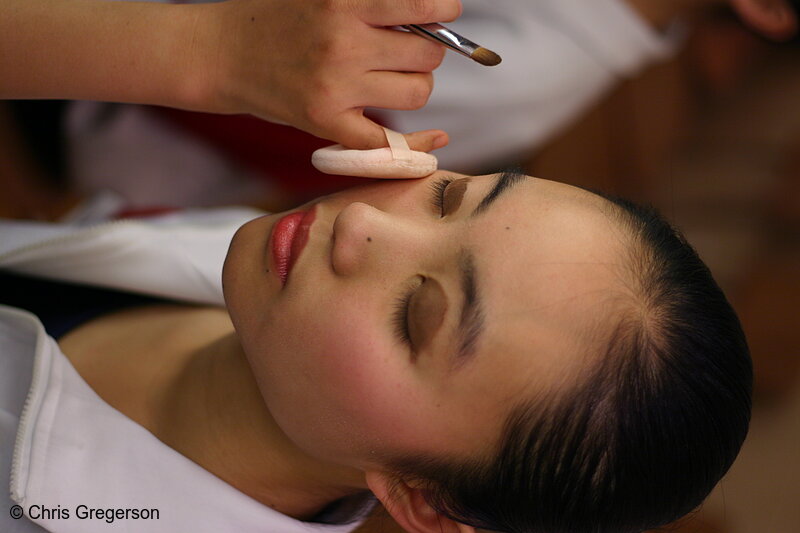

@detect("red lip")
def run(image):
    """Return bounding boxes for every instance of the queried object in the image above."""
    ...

[271,205,317,286]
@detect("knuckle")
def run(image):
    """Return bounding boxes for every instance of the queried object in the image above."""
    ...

[420,43,445,71]
[315,0,338,14]
[318,31,358,66]
[303,100,330,127]
[407,0,436,21]
[302,82,338,124]
[406,0,462,23]
[451,0,464,20]
[436,0,462,22]
[315,30,341,60]
[406,76,433,109]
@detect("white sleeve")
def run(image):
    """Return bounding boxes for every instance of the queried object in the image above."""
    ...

[386,0,684,171]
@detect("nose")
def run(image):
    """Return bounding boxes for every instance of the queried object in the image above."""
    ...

[331,201,427,277]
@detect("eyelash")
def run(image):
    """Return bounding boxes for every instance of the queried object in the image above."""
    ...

[392,285,416,346]
[391,178,454,348]
[392,276,427,348]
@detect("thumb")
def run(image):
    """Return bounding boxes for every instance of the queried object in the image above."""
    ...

[327,111,450,152]
[403,129,450,152]
[730,0,797,40]
[328,111,391,150]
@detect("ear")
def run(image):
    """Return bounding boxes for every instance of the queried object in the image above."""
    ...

[365,470,476,533]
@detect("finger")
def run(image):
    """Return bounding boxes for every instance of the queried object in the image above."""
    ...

[404,129,449,152]
[324,109,449,152]
[327,110,393,150]
[366,27,446,73]
[729,0,797,40]
[354,71,435,110]
[357,0,463,26]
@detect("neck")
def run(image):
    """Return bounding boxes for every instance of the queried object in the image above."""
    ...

[150,326,369,521]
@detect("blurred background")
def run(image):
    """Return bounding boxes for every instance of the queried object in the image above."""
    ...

[528,13,800,533]
[1,6,798,533]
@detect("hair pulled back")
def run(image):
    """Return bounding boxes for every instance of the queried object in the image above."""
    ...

[385,193,753,533]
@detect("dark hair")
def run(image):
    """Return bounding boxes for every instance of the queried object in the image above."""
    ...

[384,192,753,533]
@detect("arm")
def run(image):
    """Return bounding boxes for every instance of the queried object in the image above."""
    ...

[0,0,201,110]
[0,0,464,151]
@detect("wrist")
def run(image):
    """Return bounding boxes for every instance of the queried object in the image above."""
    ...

[168,3,230,114]
[178,0,269,117]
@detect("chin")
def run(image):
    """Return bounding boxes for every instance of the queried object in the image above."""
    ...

[221,223,248,307]
[221,216,269,320]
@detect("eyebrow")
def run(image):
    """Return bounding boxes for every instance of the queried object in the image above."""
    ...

[451,169,530,371]
[471,168,529,219]
[453,250,482,370]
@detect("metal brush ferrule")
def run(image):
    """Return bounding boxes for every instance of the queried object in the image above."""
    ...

[402,23,478,59]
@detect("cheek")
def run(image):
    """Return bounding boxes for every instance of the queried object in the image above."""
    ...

[305,311,422,435]
[310,322,460,460]
[247,293,426,459]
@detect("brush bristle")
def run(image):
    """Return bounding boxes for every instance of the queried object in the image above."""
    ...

[471,47,502,67]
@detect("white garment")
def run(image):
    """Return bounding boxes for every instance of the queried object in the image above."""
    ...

[66,0,680,207]
[389,0,681,169]
[0,210,372,532]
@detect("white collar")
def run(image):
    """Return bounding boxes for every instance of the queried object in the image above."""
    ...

[1,210,371,532]
[5,308,369,533]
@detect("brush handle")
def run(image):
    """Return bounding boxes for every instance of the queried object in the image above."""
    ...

[402,23,478,59]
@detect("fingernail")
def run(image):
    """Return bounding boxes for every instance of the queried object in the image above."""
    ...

[432,134,448,149]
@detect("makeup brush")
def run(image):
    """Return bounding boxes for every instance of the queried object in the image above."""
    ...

[402,23,501,67]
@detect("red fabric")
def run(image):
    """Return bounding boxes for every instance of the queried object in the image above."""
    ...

[150,107,386,204]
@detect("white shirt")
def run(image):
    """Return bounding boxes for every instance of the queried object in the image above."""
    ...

[65,0,680,208]
[0,210,373,532]
[388,0,680,169]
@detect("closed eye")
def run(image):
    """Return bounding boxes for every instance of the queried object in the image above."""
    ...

[392,176,457,352]
[392,276,424,352]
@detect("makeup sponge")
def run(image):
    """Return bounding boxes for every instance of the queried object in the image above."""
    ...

[311,128,438,178]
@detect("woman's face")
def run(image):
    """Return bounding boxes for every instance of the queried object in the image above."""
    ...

[222,171,627,469]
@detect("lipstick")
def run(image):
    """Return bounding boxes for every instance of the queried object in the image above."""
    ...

[271,206,317,286]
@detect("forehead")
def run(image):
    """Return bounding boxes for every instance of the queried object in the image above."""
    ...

[466,176,627,401]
